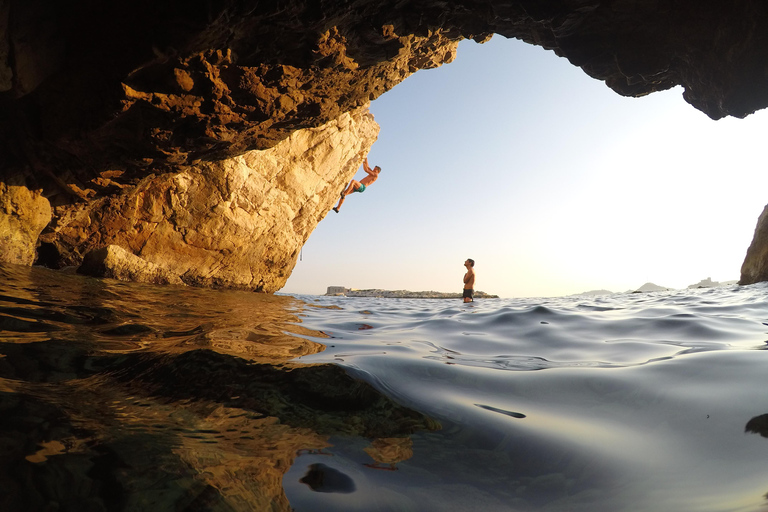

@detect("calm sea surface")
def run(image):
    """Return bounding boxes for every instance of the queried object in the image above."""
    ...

[3,263,768,511]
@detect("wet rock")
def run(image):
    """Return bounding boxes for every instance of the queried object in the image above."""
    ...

[78,245,184,285]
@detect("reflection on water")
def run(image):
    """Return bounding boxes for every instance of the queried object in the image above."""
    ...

[6,263,768,511]
[363,437,413,471]
[0,264,436,512]
[287,286,768,512]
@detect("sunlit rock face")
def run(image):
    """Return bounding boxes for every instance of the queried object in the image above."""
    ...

[3,0,768,287]
[46,108,379,291]
[739,205,768,286]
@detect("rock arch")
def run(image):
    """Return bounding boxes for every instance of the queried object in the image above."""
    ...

[2,1,768,289]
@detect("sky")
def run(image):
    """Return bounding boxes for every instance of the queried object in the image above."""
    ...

[281,35,768,299]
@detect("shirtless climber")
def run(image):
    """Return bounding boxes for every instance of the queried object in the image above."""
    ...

[332,158,381,213]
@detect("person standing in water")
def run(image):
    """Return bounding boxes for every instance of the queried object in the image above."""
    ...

[332,157,381,213]
[463,259,475,303]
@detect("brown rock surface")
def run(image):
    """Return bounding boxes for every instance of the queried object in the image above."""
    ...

[0,178,51,265]
[3,1,768,288]
[45,107,379,291]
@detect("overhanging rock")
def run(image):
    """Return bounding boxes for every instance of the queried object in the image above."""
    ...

[3,1,768,288]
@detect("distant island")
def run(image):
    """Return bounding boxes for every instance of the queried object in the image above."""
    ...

[686,277,738,289]
[325,286,499,299]
[573,277,738,297]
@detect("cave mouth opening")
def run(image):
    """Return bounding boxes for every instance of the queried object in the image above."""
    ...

[283,36,768,298]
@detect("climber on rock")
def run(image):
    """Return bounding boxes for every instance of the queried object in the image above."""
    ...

[332,158,381,213]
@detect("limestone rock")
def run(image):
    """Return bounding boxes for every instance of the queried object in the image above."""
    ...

[739,205,768,285]
[48,107,379,292]
[4,1,768,289]
[0,180,51,265]
[78,245,184,285]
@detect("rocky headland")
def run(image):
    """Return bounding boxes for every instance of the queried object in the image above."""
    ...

[3,1,768,289]
[740,205,768,285]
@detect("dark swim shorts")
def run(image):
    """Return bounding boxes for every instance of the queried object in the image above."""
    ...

[462,289,474,299]
[356,184,366,193]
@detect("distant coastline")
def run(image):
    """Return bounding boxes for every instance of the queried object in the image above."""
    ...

[573,277,739,297]
[325,286,499,299]
[323,277,737,300]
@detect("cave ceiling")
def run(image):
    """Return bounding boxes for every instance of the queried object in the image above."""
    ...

[2,0,767,194]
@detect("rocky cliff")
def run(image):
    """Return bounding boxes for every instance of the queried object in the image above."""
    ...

[739,205,768,286]
[3,1,768,289]
[46,107,379,291]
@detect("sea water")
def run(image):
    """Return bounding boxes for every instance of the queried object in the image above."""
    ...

[3,263,768,511]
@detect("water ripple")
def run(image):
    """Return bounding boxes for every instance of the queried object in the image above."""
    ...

[295,284,768,372]
[6,263,768,511]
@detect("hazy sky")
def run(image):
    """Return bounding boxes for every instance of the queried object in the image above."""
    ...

[282,36,768,299]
